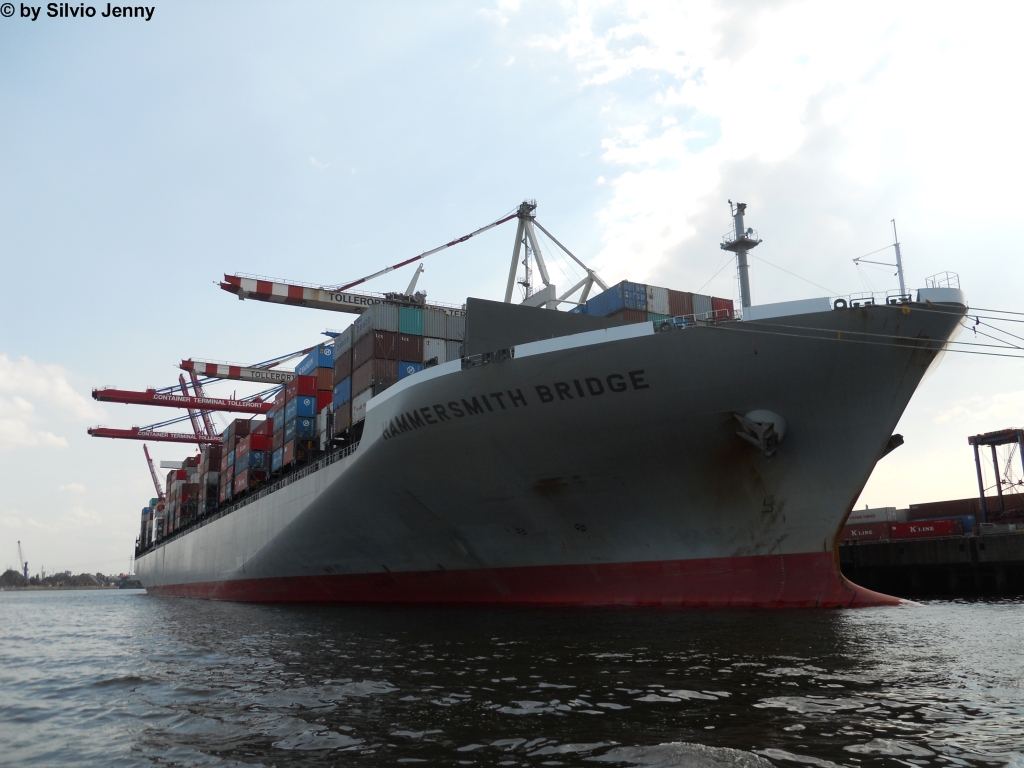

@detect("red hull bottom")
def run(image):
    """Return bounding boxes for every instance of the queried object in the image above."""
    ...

[145,551,900,608]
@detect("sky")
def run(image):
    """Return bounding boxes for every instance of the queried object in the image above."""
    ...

[2,1,1023,575]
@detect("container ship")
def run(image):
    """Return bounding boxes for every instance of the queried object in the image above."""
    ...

[104,202,969,607]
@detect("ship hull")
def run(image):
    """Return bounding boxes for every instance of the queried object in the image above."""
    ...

[137,302,964,607]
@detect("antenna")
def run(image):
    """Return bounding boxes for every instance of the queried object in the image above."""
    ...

[720,201,762,308]
[892,219,906,297]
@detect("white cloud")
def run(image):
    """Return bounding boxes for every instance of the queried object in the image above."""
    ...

[0,355,104,451]
[309,156,329,170]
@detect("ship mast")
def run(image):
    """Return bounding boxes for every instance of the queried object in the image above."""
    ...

[720,201,761,309]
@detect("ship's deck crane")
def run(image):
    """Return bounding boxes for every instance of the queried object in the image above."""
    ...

[17,540,27,580]
[144,445,167,503]
[219,202,606,313]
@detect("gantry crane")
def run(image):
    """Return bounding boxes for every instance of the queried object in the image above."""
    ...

[143,445,167,504]
[17,541,27,580]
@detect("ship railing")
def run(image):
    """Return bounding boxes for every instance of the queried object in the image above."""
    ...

[829,290,916,310]
[925,271,960,290]
[654,308,738,331]
[136,440,362,557]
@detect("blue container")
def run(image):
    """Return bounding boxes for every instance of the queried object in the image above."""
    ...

[285,395,317,421]
[227,450,235,467]
[569,304,588,315]
[284,416,316,443]
[271,447,283,472]
[295,345,334,376]
[333,377,352,408]
[399,306,424,336]
[586,281,648,317]
[238,450,266,470]
[398,361,423,380]
[266,406,277,422]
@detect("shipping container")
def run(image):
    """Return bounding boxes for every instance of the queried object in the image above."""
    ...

[250,433,268,451]
[284,416,316,443]
[399,361,424,379]
[839,523,891,542]
[271,447,283,472]
[317,367,333,392]
[234,469,249,495]
[333,325,354,356]
[692,293,713,317]
[352,387,374,424]
[648,312,669,324]
[285,394,317,421]
[333,377,352,408]
[317,390,331,413]
[332,400,351,435]
[227,450,235,467]
[646,285,670,316]
[446,312,466,341]
[586,281,648,317]
[352,358,398,395]
[609,308,648,324]
[236,450,266,470]
[282,439,310,466]
[295,344,334,376]
[333,349,353,384]
[284,375,318,400]
[353,303,400,340]
[712,296,734,319]
[399,306,424,335]
[667,289,693,317]
[446,339,462,361]
[399,333,424,362]
[568,304,587,315]
[847,507,898,524]
[424,307,447,338]
[354,329,399,366]
[272,428,284,451]
[423,337,446,365]
[889,519,963,539]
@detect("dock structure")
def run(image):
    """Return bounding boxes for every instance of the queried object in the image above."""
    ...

[840,532,1024,597]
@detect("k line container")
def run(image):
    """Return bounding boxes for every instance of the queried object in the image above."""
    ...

[399,334,423,363]
[354,303,400,340]
[646,285,670,316]
[399,361,424,379]
[839,523,890,542]
[423,337,446,364]
[889,519,963,539]
[352,387,374,423]
[399,306,424,336]
[333,400,351,435]
[446,313,466,341]
[423,307,447,338]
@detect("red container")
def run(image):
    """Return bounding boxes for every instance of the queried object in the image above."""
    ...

[218,484,227,504]
[234,469,249,495]
[285,374,318,400]
[610,308,648,324]
[272,429,284,451]
[333,350,352,384]
[274,388,287,410]
[175,469,186,480]
[889,519,963,539]
[353,330,399,367]
[317,391,332,413]
[668,290,693,317]
[352,358,398,395]
[399,334,423,363]
[839,523,890,542]
[283,439,296,465]
[711,296,734,319]
[236,435,251,458]
[250,433,268,451]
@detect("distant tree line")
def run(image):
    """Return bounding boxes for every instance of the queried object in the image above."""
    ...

[0,569,142,589]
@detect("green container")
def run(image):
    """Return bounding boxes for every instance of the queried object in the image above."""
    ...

[399,306,424,336]
[648,312,670,323]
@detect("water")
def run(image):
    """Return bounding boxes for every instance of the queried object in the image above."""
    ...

[1,591,1022,767]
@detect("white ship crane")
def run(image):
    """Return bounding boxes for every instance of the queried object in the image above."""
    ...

[143,445,167,504]
[17,540,27,581]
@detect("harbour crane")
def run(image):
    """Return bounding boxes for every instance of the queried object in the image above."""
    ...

[89,426,222,444]
[178,374,206,441]
[17,541,27,580]
[219,202,606,313]
[187,372,219,438]
[91,387,271,414]
[143,445,167,504]
[179,346,315,384]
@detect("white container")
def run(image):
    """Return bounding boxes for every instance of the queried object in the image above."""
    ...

[333,326,354,356]
[353,304,399,340]
[446,313,466,341]
[646,285,670,316]
[423,337,447,365]
[424,307,448,339]
[205,471,220,486]
[692,293,713,318]
[352,388,374,424]
[847,507,897,524]
[446,339,462,361]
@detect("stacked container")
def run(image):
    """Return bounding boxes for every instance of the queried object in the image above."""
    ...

[219,418,251,504]
[198,443,222,516]
[332,327,354,438]
[280,374,318,467]
[585,281,735,323]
